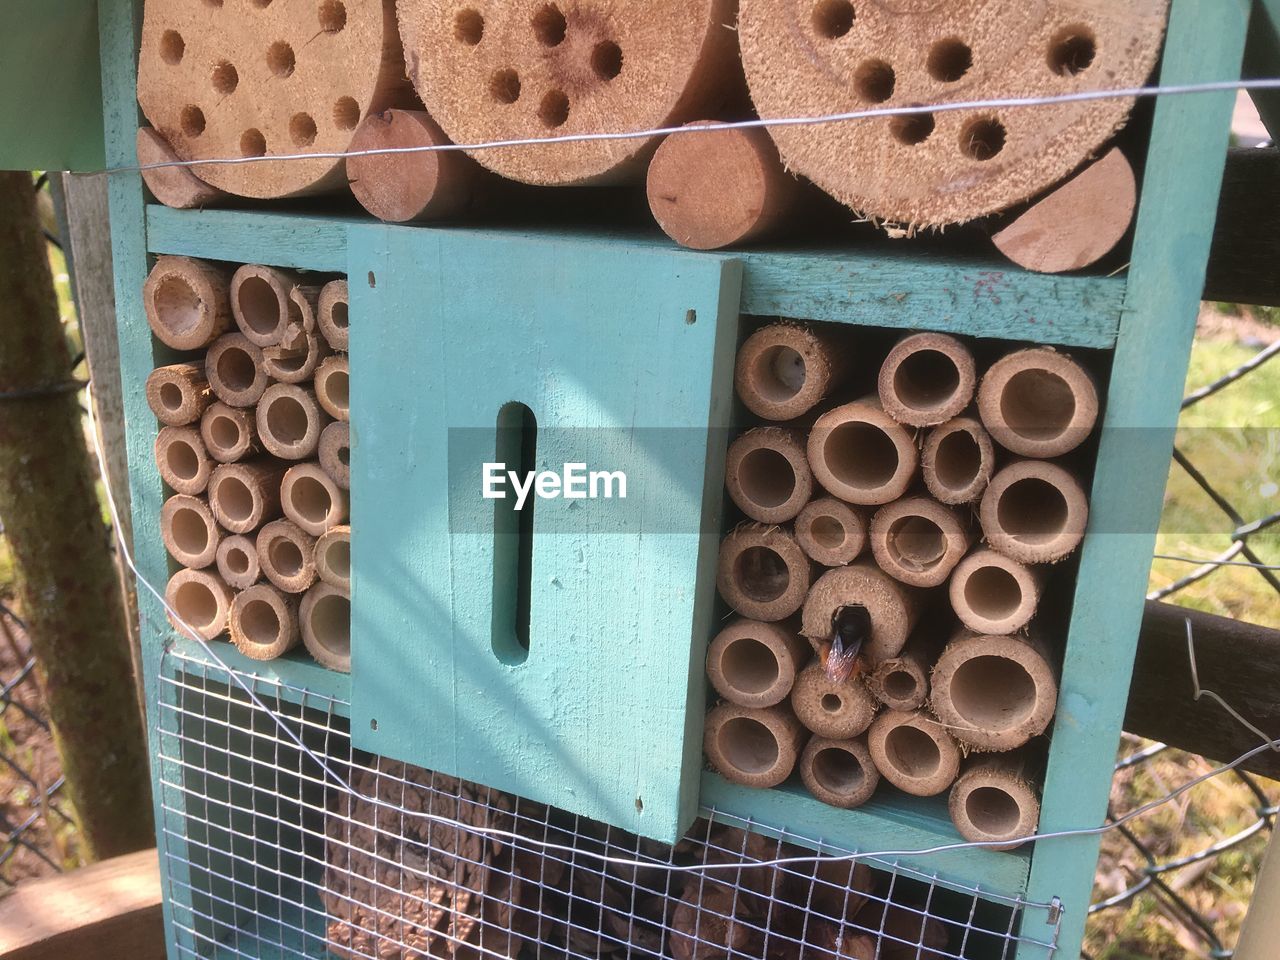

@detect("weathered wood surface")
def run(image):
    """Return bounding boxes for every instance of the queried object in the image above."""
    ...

[1127,600,1280,779]
[1202,147,1280,307]
[0,849,163,960]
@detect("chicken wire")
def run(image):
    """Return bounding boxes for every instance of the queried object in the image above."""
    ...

[154,643,1060,960]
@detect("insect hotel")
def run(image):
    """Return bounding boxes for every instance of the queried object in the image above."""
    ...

[2,0,1271,958]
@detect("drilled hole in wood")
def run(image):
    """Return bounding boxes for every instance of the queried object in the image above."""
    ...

[890,111,935,145]
[854,59,894,103]
[212,61,239,95]
[267,41,296,78]
[454,8,483,44]
[490,68,521,104]
[812,0,854,39]
[181,106,206,137]
[318,0,347,33]
[538,90,570,128]
[240,128,267,157]
[531,4,566,46]
[960,116,1006,161]
[333,96,360,130]
[927,37,972,82]
[160,30,185,65]
[290,112,318,147]
[591,40,623,80]
[1049,25,1096,76]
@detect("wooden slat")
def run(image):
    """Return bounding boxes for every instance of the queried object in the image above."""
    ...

[1127,600,1280,778]
[1203,147,1280,306]
[0,849,163,960]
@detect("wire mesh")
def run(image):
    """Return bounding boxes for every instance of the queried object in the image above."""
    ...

[155,644,1060,960]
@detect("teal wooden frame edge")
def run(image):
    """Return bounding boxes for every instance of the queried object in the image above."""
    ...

[1015,1,1251,957]
[144,206,1127,349]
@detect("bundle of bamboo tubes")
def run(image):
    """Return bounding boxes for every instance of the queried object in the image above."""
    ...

[144,255,353,673]
[707,321,1100,847]
[134,0,1165,272]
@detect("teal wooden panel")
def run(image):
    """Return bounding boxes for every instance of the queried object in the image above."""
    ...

[347,223,742,842]
[736,247,1126,348]
[1018,1,1251,957]
[1,0,104,170]
[701,773,1032,900]
[144,206,1125,348]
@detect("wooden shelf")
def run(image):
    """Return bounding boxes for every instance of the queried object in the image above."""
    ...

[701,773,1032,901]
[145,205,1126,349]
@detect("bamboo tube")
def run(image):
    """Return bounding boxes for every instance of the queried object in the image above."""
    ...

[800,735,880,809]
[136,126,225,210]
[319,422,351,490]
[314,525,351,591]
[869,496,972,588]
[706,618,810,709]
[703,702,806,789]
[948,753,1041,850]
[155,425,212,495]
[949,548,1044,635]
[136,0,411,199]
[164,568,233,641]
[282,283,322,348]
[300,581,351,672]
[207,459,287,534]
[866,633,944,713]
[930,632,1058,751]
[230,583,301,661]
[257,384,329,461]
[256,518,319,594]
[314,355,350,422]
[724,427,812,524]
[735,322,845,422]
[647,122,804,251]
[921,417,995,505]
[145,363,211,426]
[263,328,330,384]
[977,347,1099,457]
[790,662,878,739]
[737,1,1168,227]
[143,256,232,350]
[716,524,813,622]
[877,333,976,428]
[979,459,1089,564]
[199,401,257,464]
[992,148,1137,274]
[216,533,261,590]
[807,399,919,506]
[160,494,220,569]
[398,0,743,186]
[801,562,920,664]
[281,462,348,536]
[231,264,303,347]
[317,280,348,352]
[794,496,867,567]
[866,710,961,798]
[348,109,487,222]
[205,333,269,408]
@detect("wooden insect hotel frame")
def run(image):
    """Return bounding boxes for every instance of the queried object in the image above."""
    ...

[5,0,1272,956]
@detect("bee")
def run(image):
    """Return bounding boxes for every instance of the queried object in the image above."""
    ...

[822,605,871,683]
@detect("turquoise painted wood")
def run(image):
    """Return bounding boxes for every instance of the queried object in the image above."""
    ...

[1016,1,1250,957]
[345,222,741,842]
[145,206,1126,349]
[1,0,104,170]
